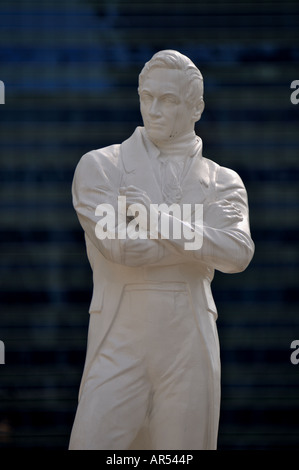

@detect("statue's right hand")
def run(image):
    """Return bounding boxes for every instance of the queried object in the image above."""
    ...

[204,199,243,229]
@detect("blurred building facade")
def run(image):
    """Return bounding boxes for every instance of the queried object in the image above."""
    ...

[0,0,298,449]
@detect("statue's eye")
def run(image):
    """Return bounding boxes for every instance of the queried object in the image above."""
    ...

[141,93,153,103]
[162,95,177,104]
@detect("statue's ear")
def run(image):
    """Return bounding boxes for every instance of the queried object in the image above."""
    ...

[192,99,205,122]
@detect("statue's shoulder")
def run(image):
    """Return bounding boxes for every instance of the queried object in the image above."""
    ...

[204,156,245,190]
[202,156,219,172]
[80,143,121,168]
[74,127,141,177]
[77,126,142,170]
[200,156,219,187]
[73,144,121,185]
[201,155,245,191]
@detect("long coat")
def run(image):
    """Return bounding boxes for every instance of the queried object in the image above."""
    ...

[71,126,254,448]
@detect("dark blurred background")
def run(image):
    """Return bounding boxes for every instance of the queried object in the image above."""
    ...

[0,0,298,450]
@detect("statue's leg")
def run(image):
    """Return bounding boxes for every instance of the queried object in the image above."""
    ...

[69,289,151,450]
[145,287,218,450]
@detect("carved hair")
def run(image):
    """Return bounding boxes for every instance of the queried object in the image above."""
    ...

[138,50,204,107]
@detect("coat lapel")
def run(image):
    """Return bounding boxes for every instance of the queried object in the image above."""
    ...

[180,150,211,205]
[120,126,212,206]
[120,127,163,204]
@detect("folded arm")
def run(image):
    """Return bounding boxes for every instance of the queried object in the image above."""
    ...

[72,150,164,267]
[119,167,255,273]
[73,151,254,272]
[151,166,255,273]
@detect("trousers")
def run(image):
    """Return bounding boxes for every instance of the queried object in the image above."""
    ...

[69,282,214,450]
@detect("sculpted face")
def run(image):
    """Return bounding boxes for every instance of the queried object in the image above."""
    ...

[139,67,196,146]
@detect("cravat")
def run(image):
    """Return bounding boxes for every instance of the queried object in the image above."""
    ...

[160,158,184,204]
[142,128,202,204]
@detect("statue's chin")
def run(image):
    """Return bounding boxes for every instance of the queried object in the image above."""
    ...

[145,129,176,147]
[144,129,163,144]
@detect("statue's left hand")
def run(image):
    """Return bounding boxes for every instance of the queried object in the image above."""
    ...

[121,238,162,267]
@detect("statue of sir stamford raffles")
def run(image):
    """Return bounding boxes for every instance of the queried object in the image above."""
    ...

[69,50,254,450]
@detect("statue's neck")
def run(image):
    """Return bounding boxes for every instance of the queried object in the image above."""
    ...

[144,128,200,161]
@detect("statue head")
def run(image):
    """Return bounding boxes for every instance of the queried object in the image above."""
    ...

[138,50,205,145]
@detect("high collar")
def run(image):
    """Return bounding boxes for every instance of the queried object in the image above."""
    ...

[142,127,202,162]
[120,127,210,200]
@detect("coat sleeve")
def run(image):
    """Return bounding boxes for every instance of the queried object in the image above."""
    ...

[72,148,163,267]
[150,165,255,273]
[72,148,123,263]
[195,166,255,273]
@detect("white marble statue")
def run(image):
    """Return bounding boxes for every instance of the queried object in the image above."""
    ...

[69,50,254,450]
